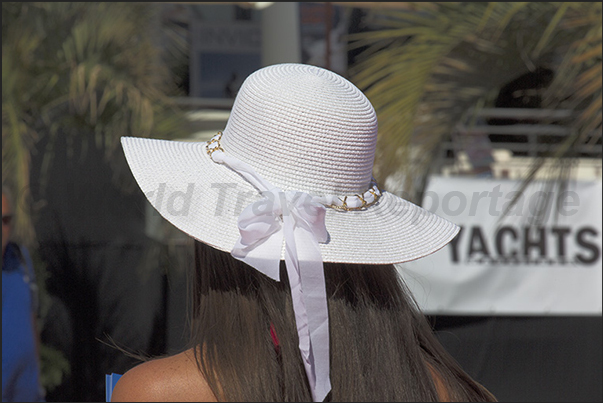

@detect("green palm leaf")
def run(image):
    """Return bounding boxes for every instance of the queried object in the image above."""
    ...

[2,2,190,245]
[347,2,601,204]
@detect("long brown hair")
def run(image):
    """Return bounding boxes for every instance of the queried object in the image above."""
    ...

[188,240,496,402]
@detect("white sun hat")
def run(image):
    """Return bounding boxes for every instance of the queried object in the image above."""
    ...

[121,63,459,402]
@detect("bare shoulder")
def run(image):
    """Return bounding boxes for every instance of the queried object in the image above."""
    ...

[111,348,217,402]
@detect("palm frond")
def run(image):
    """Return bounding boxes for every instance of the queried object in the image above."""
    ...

[2,2,191,244]
[347,2,601,204]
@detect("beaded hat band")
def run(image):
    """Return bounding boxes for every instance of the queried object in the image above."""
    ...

[206,131,382,212]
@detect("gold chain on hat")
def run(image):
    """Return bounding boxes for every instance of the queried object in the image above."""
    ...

[206,132,381,212]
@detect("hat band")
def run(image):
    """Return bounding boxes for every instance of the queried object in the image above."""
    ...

[206,132,382,212]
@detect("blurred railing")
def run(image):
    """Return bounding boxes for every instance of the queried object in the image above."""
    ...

[445,108,600,157]
[172,96,234,110]
[437,108,602,179]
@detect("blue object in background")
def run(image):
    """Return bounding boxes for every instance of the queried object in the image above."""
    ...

[105,373,122,402]
[2,243,45,402]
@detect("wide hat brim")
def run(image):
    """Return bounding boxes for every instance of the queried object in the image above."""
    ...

[121,136,459,265]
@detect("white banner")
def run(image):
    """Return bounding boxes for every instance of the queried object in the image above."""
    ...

[398,177,602,315]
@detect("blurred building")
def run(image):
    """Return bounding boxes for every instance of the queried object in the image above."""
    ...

[161,3,601,180]
[160,2,351,140]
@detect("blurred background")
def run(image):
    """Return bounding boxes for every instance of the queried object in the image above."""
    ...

[2,2,601,401]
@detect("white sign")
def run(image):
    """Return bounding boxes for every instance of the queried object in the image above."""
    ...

[398,177,602,315]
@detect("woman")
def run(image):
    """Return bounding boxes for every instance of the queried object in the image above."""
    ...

[111,63,496,402]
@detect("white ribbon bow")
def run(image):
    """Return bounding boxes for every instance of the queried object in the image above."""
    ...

[211,149,332,402]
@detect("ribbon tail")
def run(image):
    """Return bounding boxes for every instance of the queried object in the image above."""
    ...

[283,215,331,402]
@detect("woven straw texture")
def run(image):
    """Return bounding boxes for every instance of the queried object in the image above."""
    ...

[121,63,459,264]
[222,63,377,195]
